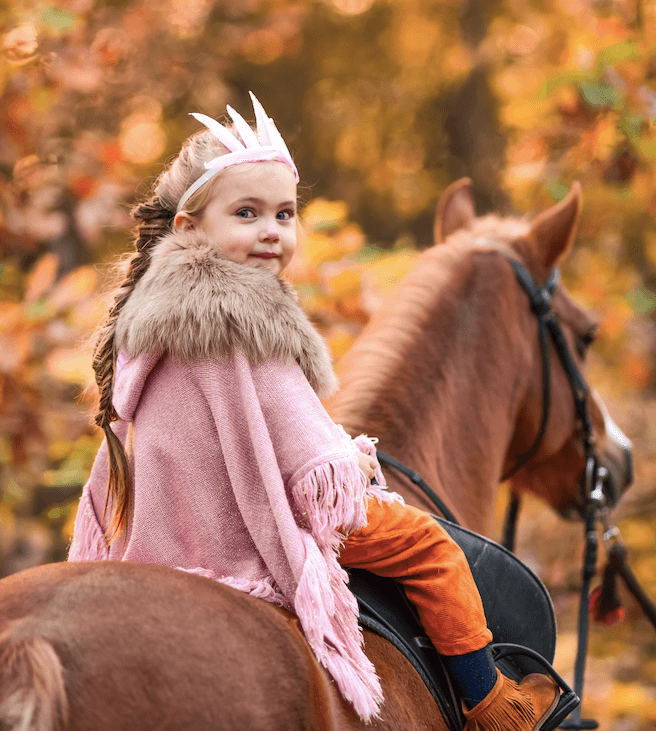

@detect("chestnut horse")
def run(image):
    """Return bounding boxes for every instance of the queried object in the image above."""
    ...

[328,179,632,532]
[0,182,632,731]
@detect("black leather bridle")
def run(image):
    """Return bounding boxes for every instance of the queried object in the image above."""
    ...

[501,257,611,731]
[378,254,612,730]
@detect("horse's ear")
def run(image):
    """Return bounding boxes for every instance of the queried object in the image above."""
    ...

[434,178,476,243]
[529,182,582,269]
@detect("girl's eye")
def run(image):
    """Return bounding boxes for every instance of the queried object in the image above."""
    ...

[576,327,597,358]
[236,208,255,219]
[277,209,295,221]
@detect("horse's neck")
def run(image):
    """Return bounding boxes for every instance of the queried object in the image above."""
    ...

[329,248,530,534]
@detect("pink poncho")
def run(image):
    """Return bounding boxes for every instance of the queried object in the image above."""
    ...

[69,228,396,721]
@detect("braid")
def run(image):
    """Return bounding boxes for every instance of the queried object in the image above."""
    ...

[91,126,231,544]
[93,195,174,543]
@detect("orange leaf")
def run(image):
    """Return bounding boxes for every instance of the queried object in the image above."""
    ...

[24,253,59,304]
[49,266,98,311]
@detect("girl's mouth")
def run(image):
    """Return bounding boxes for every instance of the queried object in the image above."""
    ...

[252,252,279,259]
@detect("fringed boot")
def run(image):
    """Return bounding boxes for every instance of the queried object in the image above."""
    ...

[463,669,560,731]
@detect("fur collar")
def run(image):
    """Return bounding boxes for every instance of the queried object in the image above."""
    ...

[115,229,337,397]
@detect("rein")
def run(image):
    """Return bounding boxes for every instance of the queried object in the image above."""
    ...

[375,451,460,526]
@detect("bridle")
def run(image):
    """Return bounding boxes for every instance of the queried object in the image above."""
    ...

[501,256,611,731]
[376,252,623,730]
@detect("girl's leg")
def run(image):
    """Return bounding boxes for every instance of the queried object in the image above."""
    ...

[339,497,560,730]
[339,496,492,656]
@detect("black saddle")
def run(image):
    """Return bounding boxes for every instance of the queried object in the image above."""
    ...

[348,515,579,731]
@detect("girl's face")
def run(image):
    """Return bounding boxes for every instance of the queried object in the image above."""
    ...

[174,161,297,275]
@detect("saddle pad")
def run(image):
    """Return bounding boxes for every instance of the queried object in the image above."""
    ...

[349,515,557,728]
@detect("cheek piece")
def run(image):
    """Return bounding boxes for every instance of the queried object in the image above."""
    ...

[176,92,299,214]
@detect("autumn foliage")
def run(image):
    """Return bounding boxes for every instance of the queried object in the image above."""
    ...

[2,0,656,726]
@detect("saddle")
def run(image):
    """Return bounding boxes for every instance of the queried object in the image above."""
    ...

[348,515,579,731]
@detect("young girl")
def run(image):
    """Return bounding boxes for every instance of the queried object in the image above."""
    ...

[69,93,559,730]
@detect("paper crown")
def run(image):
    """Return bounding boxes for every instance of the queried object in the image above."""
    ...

[176,92,299,213]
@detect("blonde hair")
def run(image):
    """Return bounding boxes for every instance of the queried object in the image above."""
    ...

[93,125,237,543]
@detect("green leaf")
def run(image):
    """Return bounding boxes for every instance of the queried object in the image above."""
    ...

[40,8,76,31]
[579,81,622,108]
[626,286,656,316]
[597,41,639,69]
[638,137,656,161]
[537,70,589,100]
[546,180,570,202]
[619,111,645,145]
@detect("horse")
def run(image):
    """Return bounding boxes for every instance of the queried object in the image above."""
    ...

[0,181,633,731]
[328,178,632,534]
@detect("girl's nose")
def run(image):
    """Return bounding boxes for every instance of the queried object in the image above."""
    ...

[259,220,280,242]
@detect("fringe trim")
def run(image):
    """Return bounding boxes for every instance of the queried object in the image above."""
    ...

[465,673,535,731]
[294,532,383,722]
[291,455,370,540]
[289,455,385,721]
[182,448,391,721]
[176,569,287,607]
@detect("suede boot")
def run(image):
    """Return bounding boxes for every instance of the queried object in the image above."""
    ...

[463,668,560,731]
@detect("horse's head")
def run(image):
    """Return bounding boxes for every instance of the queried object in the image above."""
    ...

[436,179,633,519]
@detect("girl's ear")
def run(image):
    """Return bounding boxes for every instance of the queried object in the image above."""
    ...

[174,212,195,230]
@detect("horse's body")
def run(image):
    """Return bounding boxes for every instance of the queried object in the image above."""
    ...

[0,181,633,730]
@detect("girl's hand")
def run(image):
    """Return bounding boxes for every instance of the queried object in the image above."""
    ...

[356,452,377,481]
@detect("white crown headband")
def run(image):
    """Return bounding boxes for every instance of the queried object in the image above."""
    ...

[176,92,299,213]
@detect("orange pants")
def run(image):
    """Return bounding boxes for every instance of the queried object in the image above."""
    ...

[339,497,493,656]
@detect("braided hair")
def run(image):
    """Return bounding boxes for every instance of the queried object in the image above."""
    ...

[93,127,233,542]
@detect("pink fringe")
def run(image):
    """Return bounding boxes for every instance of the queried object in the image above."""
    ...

[290,452,386,721]
[180,439,397,722]
[176,568,287,607]
[294,532,383,721]
[291,455,370,541]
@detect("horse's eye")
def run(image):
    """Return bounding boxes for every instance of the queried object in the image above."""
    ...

[576,327,597,357]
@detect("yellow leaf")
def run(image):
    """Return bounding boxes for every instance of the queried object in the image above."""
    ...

[362,251,418,292]
[302,232,343,265]
[326,268,361,299]
[644,231,656,271]
[621,519,656,550]
[45,348,94,386]
[302,199,349,232]
[49,266,98,311]
[335,224,365,255]
[328,329,356,362]
[62,501,79,542]
[24,253,59,303]
[607,682,650,714]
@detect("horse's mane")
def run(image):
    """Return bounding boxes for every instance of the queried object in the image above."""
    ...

[331,214,531,445]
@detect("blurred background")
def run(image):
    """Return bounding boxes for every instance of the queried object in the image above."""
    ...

[2,0,656,727]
